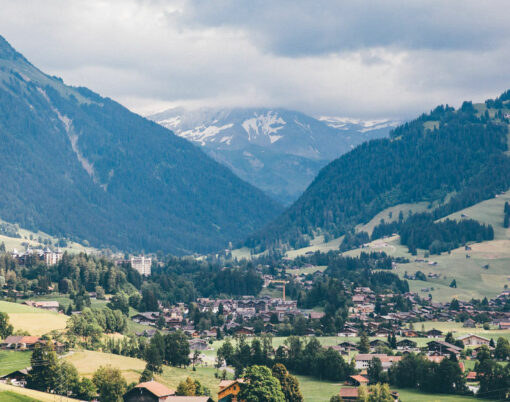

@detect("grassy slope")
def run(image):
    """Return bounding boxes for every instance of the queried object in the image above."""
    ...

[0,351,31,376]
[0,391,36,402]
[0,218,98,255]
[0,300,68,336]
[0,383,80,402]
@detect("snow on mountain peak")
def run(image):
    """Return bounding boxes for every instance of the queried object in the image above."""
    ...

[241,111,286,142]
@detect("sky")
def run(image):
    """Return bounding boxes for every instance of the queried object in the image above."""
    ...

[0,0,509,119]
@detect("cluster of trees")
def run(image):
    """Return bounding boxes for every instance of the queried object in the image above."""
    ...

[217,336,353,383]
[144,331,191,373]
[175,377,211,397]
[0,311,13,339]
[372,213,494,254]
[26,342,98,400]
[504,202,510,228]
[67,307,127,342]
[246,95,510,252]
[388,353,466,395]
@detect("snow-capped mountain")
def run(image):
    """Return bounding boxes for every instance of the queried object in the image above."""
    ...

[149,107,399,204]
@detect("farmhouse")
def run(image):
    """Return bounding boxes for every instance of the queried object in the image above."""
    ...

[426,328,443,338]
[338,387,399,401]
[1,336,40,350]
[427,340,462,356]
[123,380,174,402]
[396,339,417,350]
[347,375,369,386]
[457,334,490,347]
[0,368,30,387]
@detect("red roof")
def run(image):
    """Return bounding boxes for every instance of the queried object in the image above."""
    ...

[339,388,359,398]
[466,371,477,381]
[135,381,175,397]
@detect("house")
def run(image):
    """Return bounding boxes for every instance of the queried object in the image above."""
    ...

[0,368,30,386]
[123,380,175,402]
[401,329,419,338]
[189,339,209,351]
[466,371,477,381]
[347,375,369,386]
[369,339,389,349]
[24,300,60,312]
[354,354,402,370]
[234,327,255,336]
[463,319,476,328]
[456,334,490,347]
[396,339,417,350]
[130,256,152,276]
[337,327,358,337]
[427,340,462,356]
[499,322,510,330]
[1,336,40,350]
[132,312,160,325]
[218,379,244,402]
[426,328,443,338]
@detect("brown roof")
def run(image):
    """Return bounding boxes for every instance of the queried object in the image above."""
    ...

[466,371,477,381]
[135,381,175,397]
[166,398,211,402]
[349,375,369,384]
[339,388,359,397]
[2,336,40,344]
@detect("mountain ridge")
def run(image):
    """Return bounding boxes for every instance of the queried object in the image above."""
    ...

[0,35,282,255]
[150,107,398,204]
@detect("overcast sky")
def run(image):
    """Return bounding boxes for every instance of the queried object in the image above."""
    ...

[1,0,509,119]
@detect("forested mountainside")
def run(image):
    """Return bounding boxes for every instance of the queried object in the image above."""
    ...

[150,107,397,204]
[0,35,281,255]
[246,92,510,251]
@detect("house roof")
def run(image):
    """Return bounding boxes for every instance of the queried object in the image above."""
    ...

[2,336,40,344]
[349,375,369,383]
[166,397,211,402]
[135,381,175,397]
[466,371,477,380]
[339,388,359,398]
[457,334,490,342]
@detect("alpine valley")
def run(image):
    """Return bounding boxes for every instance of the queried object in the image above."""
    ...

[150,107,398,204]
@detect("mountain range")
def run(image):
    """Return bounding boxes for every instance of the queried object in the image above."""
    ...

[246,94,510,251]
[0,35,282,255]
[150,108,398,204]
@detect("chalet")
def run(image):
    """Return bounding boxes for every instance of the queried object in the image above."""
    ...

[374,328,392,337]
[347,375,369,386]
[354,354,402,370]
[463,319,476,328]
[123,381,175,402]
[499,322,510,330]
[132,312,160,325]
[0,368,30,387]
[234,327,255,336]
[370,339,389,349]
[456,334,490,347]
[337,327,358,337]
[218,379,244,402]
[396,339,417,350]
[189,339,209,351]
[338,341,358,351]
[400,329,419,338]
[427,340,462,356]
[426,328,443,338]
[1,336,40,350]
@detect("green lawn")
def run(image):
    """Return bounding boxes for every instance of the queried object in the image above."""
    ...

[0,391,37,402]
[0,351,32,376]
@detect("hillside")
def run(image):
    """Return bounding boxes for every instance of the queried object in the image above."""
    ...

[0,35,281,255]
[150,107,397,204]
[246,93,510,251]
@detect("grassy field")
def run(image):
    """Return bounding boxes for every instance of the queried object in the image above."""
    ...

[0,351,32,376]
[0,383,81,402]
[0,390,36,402]
[0,301,68,336]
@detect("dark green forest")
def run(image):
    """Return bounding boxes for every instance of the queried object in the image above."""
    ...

[0,35,281,255]
[246,94,510,251]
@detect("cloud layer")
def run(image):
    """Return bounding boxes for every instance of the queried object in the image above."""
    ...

[0,0,509,118]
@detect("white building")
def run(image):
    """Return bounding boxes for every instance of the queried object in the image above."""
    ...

[130,256,152,276]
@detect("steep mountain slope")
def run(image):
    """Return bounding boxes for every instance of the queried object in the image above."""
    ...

[150,108,398,204]
[246,95,510,251]
[0,35,282,255]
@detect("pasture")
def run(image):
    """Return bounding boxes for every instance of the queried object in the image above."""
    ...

[0,301,68,336]
[0,351,32,376]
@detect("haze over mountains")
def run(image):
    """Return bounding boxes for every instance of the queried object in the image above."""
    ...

[0,35,282,255]
[150,108,398,204]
